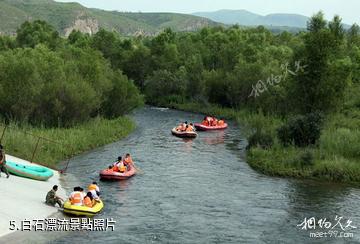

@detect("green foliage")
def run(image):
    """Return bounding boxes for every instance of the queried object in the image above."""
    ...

[67,30,91,48]
[246,130,274,150]
[103,71,144,118]
[121,43,151,89]
[0,1,217,35]
[16,20,61,49]
[298,151,315,168]
[0,23,143,127]
[277,112,324,147]
[290,12,351,113]
[348,24,360,47]
[144,68,187,105]
[91,29,119,61]
[0,36,16,51]
[320,128,360,159]
[1,116,135,168]
[0,14,359,183]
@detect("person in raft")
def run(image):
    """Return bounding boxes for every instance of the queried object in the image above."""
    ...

[211,117,219,126]
[117,160,127,173]
[123,153,133,168]
[201,116,215,126]
[45,185,64,207]
[109,156,122,171]
[185,124,195,132]
[0,144,9,178]
[201,117,208,126]
[189,123,195,131]
[176,121,188,131]
[83,192,95,208]
[110,156,126,173]
[217,118,225,126]
[88,181,100,200]
[69,186,84,206]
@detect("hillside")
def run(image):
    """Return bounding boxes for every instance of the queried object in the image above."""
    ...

[193,9,310,29]
[0,0,220,36]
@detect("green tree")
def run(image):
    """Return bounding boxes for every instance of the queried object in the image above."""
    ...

[145,69,187,105]
[102,71,144,118]
[290,12,351,113]
[68,30,91,48]
[0,36,16,51]
[185,54,205,100]
[16,20,61,49]
[121,43,151,89]
[348,24,360,47]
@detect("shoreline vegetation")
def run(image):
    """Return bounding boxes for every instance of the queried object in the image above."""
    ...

[168,102,360,185]
[0,11,359,184]
[1,116,136,169]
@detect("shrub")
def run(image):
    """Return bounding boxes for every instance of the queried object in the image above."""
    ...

[277,112,324,147]
[299,151,314,168]
[320,128,360,159]
[144,68,187,105]
[102,71,144,118]
[246,130,274,150]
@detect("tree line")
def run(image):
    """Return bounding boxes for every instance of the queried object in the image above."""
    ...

[0,12,359,127]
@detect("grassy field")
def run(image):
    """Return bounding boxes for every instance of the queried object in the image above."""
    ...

[170,102,360,184]
[0,116,135,170]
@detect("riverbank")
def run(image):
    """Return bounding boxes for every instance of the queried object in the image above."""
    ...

[0,155,66,238]
[0,115,135,239]
[168,102,360,184]
[1,116,136,169]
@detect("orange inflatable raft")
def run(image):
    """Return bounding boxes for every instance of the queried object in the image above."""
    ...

[99,164,136,180]
[194,123,228,131]
[171,127,197,138]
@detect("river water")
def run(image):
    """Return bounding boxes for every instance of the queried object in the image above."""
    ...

[29,107,360,243]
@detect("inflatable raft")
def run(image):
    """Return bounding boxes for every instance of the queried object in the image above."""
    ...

[63,199,104,217]
[5,161,53,181]
[194,123,228,131]
[99,164,136,181]
[171,127,197,138]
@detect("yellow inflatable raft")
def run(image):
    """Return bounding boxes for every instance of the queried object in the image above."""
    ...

[63,199,104,217]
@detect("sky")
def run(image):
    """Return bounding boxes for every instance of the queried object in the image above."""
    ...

[56,0,359,24]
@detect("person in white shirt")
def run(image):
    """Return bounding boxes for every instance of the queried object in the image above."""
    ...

[69,186,84,206]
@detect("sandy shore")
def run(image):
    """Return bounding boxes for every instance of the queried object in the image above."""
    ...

[0,155,66,238]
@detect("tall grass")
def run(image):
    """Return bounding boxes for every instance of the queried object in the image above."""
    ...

[1,116,135,169]
[320,128,360,159]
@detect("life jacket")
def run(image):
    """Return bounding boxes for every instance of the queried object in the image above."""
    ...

[119,164,127,173]
[177,124,185,131]
[211,119,218,126]
[218,120,225,126]
[186,126,193,132]
[201,120,208,126]
[70,192,83,205]
[83,196,93,207]
[88,184,97,191]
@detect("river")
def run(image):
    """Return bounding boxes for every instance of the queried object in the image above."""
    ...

[25,107,360,243]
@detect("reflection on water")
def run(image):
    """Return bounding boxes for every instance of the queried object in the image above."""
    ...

[201,130,225,145]
[14,106,360,244]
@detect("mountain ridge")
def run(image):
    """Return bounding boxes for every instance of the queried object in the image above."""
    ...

[193,9,351,29]
[0,0,220,36]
